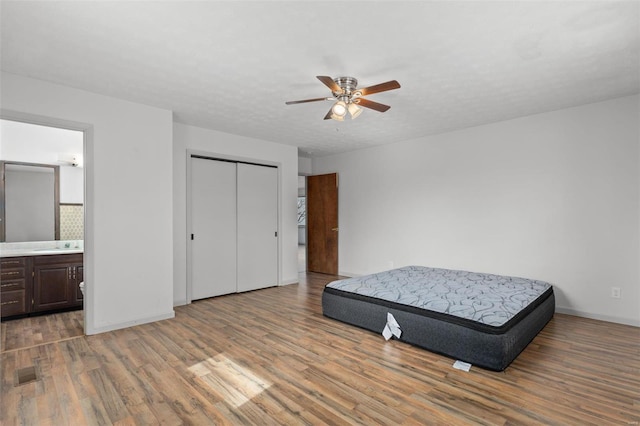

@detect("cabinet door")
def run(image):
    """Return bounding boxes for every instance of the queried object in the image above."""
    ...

[33,265,71,312]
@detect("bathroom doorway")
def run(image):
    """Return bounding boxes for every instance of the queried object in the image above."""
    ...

[0,116,89,351]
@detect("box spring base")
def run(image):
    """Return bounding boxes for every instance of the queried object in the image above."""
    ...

[322,288,555,371]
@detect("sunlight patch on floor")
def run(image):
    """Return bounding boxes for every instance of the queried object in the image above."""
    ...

[188,354,272,408]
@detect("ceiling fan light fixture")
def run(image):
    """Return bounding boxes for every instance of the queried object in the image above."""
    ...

[285,75,401,121]
[331,100,347,117]
[330,112,345,121]
[348,102,363,119]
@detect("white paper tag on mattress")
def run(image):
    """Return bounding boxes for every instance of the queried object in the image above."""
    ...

[453,360,472,372]
[382,312,402,341]
[382,324,393,340]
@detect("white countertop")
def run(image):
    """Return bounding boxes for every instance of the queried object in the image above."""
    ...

[1,248,84,257]
[0,240,84,258]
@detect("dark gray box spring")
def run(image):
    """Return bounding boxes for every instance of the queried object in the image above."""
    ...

[322,266,555,371]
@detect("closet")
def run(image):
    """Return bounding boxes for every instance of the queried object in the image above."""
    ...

[190,156,278,300]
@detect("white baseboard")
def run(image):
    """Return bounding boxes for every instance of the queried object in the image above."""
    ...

[173,299,188,307]
[86,311,176,335]
[555,306,640,327]
[280,278,299,286]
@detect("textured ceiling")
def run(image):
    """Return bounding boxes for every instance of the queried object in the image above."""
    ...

[1,1,638,157]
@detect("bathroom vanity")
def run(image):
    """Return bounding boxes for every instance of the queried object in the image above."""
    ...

[1,247,83,319]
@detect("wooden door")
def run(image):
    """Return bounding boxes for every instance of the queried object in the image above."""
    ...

[190,157,237,300]
[306,173,338,274]
[236,163,278,292]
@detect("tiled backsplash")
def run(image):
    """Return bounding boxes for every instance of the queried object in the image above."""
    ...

[60,204,84,240]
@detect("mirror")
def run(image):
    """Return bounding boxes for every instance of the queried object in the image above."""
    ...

[0,119,84,243]
[1,162,60,242]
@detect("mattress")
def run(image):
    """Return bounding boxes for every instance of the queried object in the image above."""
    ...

[322,266,555,371]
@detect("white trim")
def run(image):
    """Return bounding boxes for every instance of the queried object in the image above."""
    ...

[185,149,282,304]
[87,311,175,335]
[186,153,193,304]
[281,278,299,286]
[556,306,640,327]
[0,109,95,336]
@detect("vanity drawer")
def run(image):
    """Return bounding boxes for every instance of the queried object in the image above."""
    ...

[1,290,28,317]
[1,268,25,281]
[1,257,26,268]
[0,278,25,292]
[33,253,83,266]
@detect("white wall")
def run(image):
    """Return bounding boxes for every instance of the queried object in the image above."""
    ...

[0,118,84,163]
[1,72,175,334]
[59,166,84,203]
[313,95,640,326]
[173,123,299,305]
[298,156,312,175]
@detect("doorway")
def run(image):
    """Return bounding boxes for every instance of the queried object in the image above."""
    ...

[0,115,89,348]
[298,176,307,272]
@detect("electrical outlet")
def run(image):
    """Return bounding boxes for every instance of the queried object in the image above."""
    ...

[611,287,621,299]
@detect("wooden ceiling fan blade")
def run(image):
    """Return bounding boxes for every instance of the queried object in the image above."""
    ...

[285,97,330,105]
[357,80,401,96]
[357,98,391,112]
[317,76,341,93]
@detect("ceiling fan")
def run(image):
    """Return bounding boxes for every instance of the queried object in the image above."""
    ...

[285,76,401,121]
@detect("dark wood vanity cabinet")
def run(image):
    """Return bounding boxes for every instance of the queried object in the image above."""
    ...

[1,257,32,317]
[33,254,83,313]
[1,253,83,319]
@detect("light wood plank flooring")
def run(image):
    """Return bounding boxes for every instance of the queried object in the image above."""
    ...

[1,309,84,353]
[1,272,639,425]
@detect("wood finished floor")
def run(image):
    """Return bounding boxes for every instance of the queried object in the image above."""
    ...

[1,309,84,353]
[1,272,639,425]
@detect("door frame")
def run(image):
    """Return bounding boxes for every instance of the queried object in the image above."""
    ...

[1,109,93,334]
[185,149,281,304]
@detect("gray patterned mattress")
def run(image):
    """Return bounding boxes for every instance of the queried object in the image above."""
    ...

[325,265,552,330]
[322,265,555,370]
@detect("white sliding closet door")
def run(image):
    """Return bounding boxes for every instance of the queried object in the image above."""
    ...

[191,158,237,300]
[237,163,278,292]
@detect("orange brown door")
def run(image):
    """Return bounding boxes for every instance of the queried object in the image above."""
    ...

[306,173,338,274]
